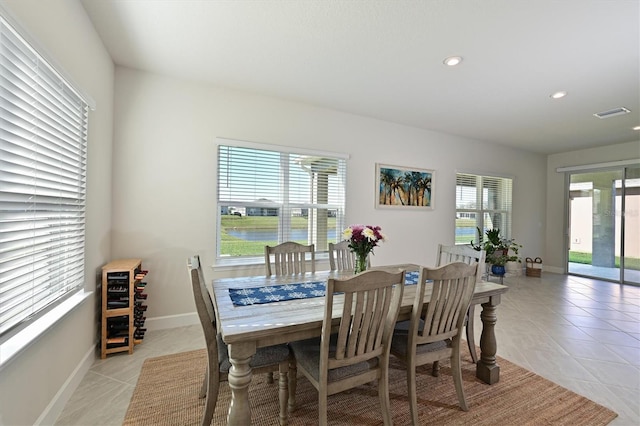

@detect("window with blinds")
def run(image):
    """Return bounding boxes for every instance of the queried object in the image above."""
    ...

[455,173,513,244]
[0,16,88,336]
[217,139,347,259]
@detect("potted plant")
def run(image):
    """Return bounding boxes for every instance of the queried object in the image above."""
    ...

[488,251,508,276]
[471,227,522,276]
[502,237,523,275]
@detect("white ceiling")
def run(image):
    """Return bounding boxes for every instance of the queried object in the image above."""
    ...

[80,0,640,155]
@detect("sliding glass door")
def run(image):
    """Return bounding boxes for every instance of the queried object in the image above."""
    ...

[622,166,640,284]
[567,166,640,285]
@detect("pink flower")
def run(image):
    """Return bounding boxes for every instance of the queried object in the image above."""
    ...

[342,224,385,257]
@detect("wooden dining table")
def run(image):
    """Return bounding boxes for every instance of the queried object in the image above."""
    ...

[210,264,509,425]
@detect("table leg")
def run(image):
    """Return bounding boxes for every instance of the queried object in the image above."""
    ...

[476,295,501,384]
[227,343,256,425]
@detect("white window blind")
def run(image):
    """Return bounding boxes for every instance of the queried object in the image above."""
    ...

[455,173,513,244]
[0,16,88,336]
[217,140,347,258]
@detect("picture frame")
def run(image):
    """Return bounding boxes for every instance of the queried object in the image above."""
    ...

[375,163,435,210]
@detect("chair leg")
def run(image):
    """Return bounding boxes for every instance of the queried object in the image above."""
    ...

[319,387,328,426]
[199,367,208,398]
[407,360,419,426]
[288,358,297,413]
[201,365,219,426]
[466,305,478,363]
[378,358,393,426]
[278,362,289,426]
[431,360,440,377]
[451,342,469,411]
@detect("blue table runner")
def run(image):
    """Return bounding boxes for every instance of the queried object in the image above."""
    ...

[229,270,420,306]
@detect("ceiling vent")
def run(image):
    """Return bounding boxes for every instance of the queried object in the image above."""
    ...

[593,107,631,119]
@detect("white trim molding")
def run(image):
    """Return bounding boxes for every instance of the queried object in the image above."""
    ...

[557,159,640,173]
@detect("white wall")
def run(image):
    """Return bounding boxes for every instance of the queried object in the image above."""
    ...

[0,1,114,425]
[546,140,640,273]
[112,67,548,323]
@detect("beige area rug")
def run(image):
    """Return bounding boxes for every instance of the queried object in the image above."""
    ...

[123,348,617,426]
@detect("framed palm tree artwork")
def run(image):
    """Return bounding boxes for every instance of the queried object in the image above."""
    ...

[375,163,435,209]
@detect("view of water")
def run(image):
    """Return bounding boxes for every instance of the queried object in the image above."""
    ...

[227,227,476,241]
[228,227,474,242]
[456,227,476,237]
[226,229,337,241]
[455,227,479,244]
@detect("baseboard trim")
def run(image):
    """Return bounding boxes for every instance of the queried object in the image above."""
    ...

[544,265,564,274]
[38,312,198,424]
[145,312,199,331]
[35,344,95,426]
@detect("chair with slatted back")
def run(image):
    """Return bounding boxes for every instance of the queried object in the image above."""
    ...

[327,240,371,271]
[390,262,478,425]
[265,241,315,276]
[264,242,315,384]
[187,255,294,425]
[288,269,405,425]
[435,244,485,363]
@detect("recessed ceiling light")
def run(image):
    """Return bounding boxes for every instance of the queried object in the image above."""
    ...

[633,125,640,131]
[550,91,567,99]
[443,56,463,66]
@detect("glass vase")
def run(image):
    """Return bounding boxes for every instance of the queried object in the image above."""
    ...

[354,252,368,274]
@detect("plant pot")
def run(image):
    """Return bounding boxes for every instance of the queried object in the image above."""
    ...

[491,264,506,276]
[505,261,521,276]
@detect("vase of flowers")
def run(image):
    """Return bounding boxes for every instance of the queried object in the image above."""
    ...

[342,224,386,274]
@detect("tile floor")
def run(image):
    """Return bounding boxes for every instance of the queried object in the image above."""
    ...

[54,272,640,425]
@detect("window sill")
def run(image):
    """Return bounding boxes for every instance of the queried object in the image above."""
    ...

[213,253,330,275]
[0,290,92,371]
[215,255,264,268]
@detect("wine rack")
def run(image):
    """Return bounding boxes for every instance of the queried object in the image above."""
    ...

[101,259,149,358]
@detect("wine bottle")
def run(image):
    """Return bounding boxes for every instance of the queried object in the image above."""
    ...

[106,336,129,348]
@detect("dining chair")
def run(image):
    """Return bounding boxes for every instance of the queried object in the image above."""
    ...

[435,244,485,363]
[390,262,478,425]
[288,269,405,425]
[328,240,371,271]
[187,255,294,426]
[263,242,315,383]
[265,241,315,276]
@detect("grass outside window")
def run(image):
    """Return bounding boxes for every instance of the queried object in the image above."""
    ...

[569,251,640,270]
[220,216,337,257]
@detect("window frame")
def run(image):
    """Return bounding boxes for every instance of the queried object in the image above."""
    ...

[0,10,92,363]
[215,138,348,265]
[455,172,514,244]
